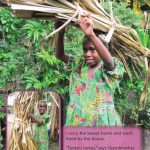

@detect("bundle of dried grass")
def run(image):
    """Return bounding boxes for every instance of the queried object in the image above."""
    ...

[9,91,39,150]
[49,92,59,140]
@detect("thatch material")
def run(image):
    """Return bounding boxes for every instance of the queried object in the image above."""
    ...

[49,92,59,140]
[9,91,39,150]
[9,91,60,149]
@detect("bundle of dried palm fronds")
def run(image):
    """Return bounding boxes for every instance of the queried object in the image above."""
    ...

[9,91,39,150]
[49,92,59,140]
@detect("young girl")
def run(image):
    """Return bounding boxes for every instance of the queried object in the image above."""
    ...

[28,100,50,150]
[55,12,124,126]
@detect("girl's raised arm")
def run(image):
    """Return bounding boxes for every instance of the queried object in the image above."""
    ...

[28,112,43,126]
[54,21,70,63]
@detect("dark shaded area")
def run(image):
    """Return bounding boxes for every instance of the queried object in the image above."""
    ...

[0,0,7,7]
[0,107,6,150]
[141,5,150,11]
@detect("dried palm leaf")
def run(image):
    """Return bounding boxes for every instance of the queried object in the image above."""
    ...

[49,92,59,140]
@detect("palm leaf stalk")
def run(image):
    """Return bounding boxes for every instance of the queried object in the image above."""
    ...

[4,0,150,106]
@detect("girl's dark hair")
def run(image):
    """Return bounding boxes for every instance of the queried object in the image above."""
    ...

[83,30,113,51]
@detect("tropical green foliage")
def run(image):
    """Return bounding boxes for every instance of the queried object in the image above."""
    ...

[115,71,150,128]
[0,8,83,97]
[0,96,5,119]
[136,28,150,49]
[102,1,142,27]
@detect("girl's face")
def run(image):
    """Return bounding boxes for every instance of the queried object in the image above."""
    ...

[83,40,100,67]
[38,102,46,115]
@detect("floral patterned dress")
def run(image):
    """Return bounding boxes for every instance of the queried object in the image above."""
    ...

[65,56,124,126]
[34,113,50,150]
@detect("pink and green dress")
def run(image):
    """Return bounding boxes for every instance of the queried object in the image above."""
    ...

[65,56,124,126]
[34,113,49,150]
